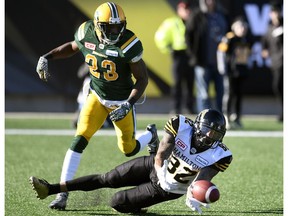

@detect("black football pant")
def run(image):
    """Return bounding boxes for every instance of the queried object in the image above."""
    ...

[64,155,183,213]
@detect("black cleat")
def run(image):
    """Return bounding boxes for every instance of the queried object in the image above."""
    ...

[146,124,159,155]
[29,176,50,199]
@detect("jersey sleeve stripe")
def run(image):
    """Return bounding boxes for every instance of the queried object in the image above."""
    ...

[121,35,139,53]
[214,163,229,171]
[164,120,177,137]
[77,22,87,41]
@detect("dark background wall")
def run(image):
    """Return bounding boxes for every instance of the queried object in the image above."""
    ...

[5,0,282,113]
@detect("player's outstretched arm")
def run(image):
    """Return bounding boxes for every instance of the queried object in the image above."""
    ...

[36,41,79,81]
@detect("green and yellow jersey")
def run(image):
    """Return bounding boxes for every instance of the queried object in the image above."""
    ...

[74,20,143,101]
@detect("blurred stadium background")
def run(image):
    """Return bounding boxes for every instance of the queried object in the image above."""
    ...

[5,0,282,115]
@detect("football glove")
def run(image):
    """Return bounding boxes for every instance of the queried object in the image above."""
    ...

[185,185,210,214]
[36,56,50,81]
[109,102,131,122]
[157,160,178,191]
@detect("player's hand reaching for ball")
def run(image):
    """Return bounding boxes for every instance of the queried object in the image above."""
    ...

[185,184,210,214]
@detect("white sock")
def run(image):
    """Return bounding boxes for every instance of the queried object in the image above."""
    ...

[60,149,82,182]
[136,130,152,151]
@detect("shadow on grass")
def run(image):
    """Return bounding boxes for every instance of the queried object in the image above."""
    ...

[64,209,159,215]
[208,208,283,215]
[64,209,189,216]
[61,208,283,216]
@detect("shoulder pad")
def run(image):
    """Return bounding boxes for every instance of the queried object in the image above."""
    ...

[76,21,93,41]
[117,29,143,61]
[164,115,180,137]
[120,30,141,54]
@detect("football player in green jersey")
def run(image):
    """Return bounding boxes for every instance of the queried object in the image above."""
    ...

[36,2,159,210]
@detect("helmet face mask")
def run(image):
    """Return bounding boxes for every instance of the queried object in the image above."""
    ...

[194,109,226,149]
[94,2,126,45]
[96,22,126,44]
[195,134,214,148]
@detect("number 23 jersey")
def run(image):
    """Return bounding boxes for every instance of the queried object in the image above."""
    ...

[163,115,233,194]
[74,20,143,101]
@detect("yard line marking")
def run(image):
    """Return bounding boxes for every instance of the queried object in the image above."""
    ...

[5,129,283,137]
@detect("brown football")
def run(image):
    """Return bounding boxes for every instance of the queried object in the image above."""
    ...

[192,180,220,203]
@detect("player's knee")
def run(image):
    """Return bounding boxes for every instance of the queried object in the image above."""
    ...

[110,192,126,212]
[110,191,140,213]
[103,170,122,188]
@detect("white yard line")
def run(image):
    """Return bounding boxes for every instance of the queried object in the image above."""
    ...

[5,129,283,137]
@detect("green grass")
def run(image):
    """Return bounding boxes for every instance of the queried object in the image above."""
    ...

[5,114,283,215]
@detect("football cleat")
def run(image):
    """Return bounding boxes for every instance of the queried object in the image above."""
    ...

[29,176,50,199]
[146,124,159,155]
[49,192,69,210]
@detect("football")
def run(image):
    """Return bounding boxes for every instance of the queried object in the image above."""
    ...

[191,180,220,203]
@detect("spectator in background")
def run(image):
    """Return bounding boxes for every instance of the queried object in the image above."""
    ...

[185,0,228,113]
[217,17,251,129]
[261,1,283,122]
[154,0,195,114]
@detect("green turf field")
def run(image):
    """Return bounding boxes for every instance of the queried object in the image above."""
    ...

[5,113,283,215]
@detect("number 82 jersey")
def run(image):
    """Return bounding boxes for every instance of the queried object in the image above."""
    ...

[163,115,233,194]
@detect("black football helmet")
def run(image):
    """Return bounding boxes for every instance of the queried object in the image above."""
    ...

[194,109,226,149]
